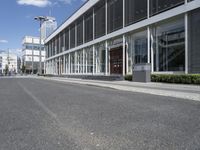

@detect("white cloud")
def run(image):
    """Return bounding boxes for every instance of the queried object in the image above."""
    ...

[0,40,8,43]
[58,0,74,4]
[17,0,51,7]
[58,0,87,5]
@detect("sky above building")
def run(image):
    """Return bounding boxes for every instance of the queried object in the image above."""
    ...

[0,0,86,55]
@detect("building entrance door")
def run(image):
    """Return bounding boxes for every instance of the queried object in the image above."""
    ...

[110,46,123,75]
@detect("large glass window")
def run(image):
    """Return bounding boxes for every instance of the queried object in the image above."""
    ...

[77,50,83,73]
[70,52,75,73]
[46,45,49,58]
[107,0,123,33]
[94,0,106,38]
[48,42,50,57]
[48,41,51,57]
[58,34,61,53]
[60,32,64,52]
[51,41,53,56]
[56,37,59,54]
[150,0,184,16]
[65,54,69,74]
[126,36,133,74]
[25,45,33,50]
[126,30,148,73]
[152,19,185,72]
[85,47,93,73]
[52,39,56,55]
[85,10,93,42]
[96,43,106,74]
[125,0,147,26]
[70,24,76,48]
[188,8,200,73]
[33,45,39,50]
[77,18,83,46]
[134,34,148,64]
[65,28,69,50]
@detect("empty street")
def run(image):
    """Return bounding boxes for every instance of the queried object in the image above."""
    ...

[0,77,200,150]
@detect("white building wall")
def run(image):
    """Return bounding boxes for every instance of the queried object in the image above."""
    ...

[22,36,46,63]
[22,36,46,73]
[0,52,18,73]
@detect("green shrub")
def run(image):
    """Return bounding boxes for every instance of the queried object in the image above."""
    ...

[151,74,200,85]
[124,74,132,81]
[125,74,200,84]
[43,74,54,77]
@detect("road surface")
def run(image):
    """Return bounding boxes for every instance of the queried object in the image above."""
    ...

[0,77,200,150]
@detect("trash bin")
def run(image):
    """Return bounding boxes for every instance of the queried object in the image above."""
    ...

[133,63,151,82]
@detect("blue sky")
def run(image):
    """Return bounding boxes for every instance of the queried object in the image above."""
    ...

[0,0,86,55]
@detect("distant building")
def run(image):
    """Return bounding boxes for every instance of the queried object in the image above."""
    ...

[0,51,19,75]
[41,16,57,40]
[22,36,45,74]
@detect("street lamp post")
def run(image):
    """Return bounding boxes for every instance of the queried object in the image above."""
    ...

[34,16,48,75]
[7,49,10,76]
[32,39,34,74]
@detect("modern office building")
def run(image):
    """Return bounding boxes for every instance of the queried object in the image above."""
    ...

[41,16,57,40]
[45,0,200,76]
[0,51,19,75]
[22,36,45,74]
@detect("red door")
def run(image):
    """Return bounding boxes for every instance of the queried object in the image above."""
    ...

[110,47,123,75]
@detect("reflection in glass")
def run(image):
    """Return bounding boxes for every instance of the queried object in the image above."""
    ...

[134,39,148,64]
[70,24,76,48]
[77,18,83,46]
[65,28,69,50]
[126,30,147,74]
[85,10,93,42]
[125,0,147,26]
[150,0,184,16]
[96,43,106,74]
[85,47,93,73]
[77,50,83,73]
[94,0,106,38]
[153,19,185,72]
[188,8,200,73]
[70,52,75,73]
[107,0,123,33]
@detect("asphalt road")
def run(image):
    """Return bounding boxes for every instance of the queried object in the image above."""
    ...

[0,77,200,150]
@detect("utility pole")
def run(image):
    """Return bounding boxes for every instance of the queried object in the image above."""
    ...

[7,49,10,65]
[34,16,49,75]
[6,49,10,75]
[32,38,34,74]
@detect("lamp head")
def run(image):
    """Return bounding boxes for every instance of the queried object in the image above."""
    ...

[34,16,48,21]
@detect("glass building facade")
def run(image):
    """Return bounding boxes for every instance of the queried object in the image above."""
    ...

[149,0,185,16]
[45,0,200,75]
[125,0,147,25]
[152,18,185,72]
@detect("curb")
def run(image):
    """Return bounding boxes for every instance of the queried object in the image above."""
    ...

[38,77,200,102]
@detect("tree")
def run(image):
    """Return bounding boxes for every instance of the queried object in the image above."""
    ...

[5,64,9,75]
[21,65,26,74]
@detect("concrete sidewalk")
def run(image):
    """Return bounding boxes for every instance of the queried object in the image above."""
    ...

[38,76,200,101]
